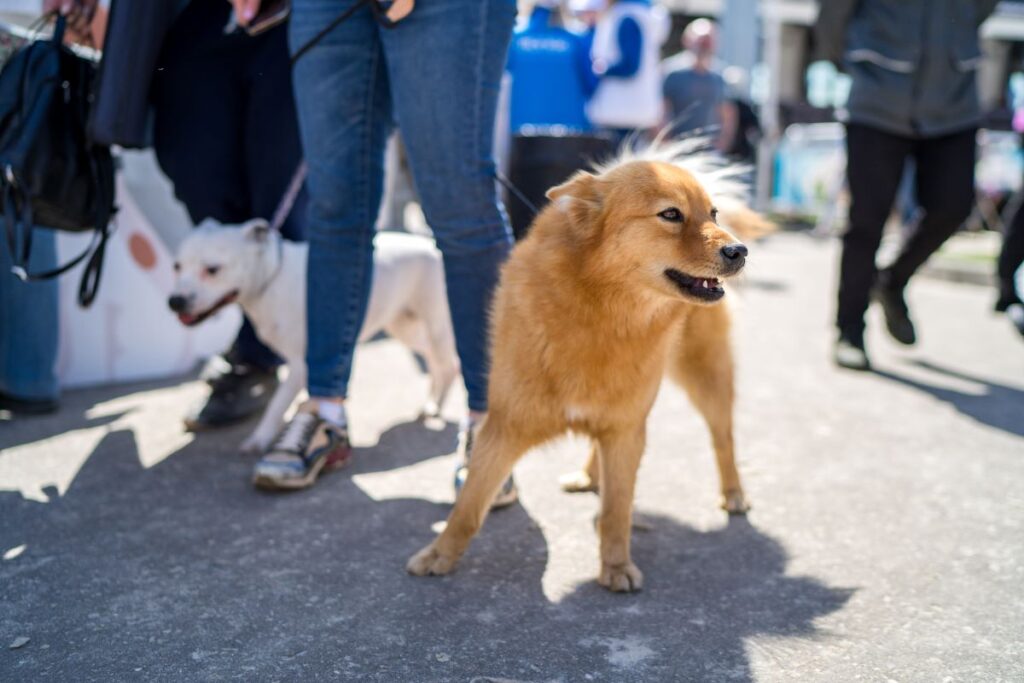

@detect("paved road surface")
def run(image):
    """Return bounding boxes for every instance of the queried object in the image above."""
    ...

[2,232,1022,681]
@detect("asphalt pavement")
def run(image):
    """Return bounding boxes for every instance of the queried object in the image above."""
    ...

[2,232,1022,682]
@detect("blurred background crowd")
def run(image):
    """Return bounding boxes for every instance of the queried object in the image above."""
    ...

[1,0,1022,422]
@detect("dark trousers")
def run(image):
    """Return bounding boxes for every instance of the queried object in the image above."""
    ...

[999,196,1024,305]
[150,0,307,371]
[837,123,976,338]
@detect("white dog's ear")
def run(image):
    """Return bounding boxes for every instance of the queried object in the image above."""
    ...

[545,171,603,234]
[241,218,271,243]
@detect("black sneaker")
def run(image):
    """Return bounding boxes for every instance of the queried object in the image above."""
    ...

[453,419,518,508]
[872,277,916,345]
[184,354,278,431]
[834,334,870,371]
[0,391,58,417]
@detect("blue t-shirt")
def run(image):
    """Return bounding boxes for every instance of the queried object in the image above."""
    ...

[506,8,596,133]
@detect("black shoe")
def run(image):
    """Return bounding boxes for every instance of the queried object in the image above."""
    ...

[834,334,871,371]
[995,287,1022,313]
[184,355,278,431]
[872,278,916,345]
[0,391,58,416]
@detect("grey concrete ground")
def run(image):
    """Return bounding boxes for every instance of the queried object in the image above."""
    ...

[2,232,1023,682]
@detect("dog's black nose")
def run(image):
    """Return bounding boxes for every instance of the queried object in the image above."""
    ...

[168,295,188,313]
[721,243,748,262]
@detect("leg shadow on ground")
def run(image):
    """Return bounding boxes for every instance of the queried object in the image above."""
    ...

[873,359,1024,437]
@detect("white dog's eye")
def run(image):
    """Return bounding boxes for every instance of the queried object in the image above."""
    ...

[205,265,221,277]
[658,208,684,223]
[173,262,181,273]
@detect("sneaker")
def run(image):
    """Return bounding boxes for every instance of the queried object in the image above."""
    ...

[184,354,279,431]
[872,277,916,345]
[0,391,58,417]
[1007,303,1024,338]
[834,335,871,371]
[453,419,518,509]
[252,400,352,490]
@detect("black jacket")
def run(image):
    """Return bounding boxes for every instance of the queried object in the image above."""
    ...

[815,0,999,138]
[87,0,183,148]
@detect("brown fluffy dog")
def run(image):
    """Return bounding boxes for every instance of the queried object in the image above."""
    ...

[407,154,764,592]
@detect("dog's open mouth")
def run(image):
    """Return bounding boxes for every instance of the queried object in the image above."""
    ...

[177,290,239,327]
[664,268,725,302]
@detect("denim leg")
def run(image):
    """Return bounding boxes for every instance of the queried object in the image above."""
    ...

[383,0,516,411]
[0,228,59,400]
[290,0,393,398]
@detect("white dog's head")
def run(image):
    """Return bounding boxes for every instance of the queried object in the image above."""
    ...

[168,218,277,326]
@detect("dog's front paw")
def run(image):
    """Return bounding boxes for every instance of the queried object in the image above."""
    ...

[406,542,460,576]
[559,470,598,493]
[240,434,271,455]
[720,489,750,515]
[598,561,644,593]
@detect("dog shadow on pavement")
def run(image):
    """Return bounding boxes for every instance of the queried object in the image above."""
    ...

[2,414,852,682]
[2,373,852,683]
[873,359,1024,438]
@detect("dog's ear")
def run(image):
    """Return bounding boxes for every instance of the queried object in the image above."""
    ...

[241,218,271,243]
[546,171,603,229]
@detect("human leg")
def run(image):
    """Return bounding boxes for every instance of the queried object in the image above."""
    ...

[382,0,516,413]
[836,124,910,354]
[0,228,59,412]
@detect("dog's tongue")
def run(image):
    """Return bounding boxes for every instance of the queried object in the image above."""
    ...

[177,312,197,326]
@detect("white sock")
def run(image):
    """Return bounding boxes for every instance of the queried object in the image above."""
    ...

[316,400,347,427]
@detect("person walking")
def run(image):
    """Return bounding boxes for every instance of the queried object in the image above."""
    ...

[238,0,518,505]
[816,0,999,369]
[585,0,669,142]
[55,0,308,429]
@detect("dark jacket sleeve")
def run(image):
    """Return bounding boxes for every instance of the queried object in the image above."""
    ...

[87,0,177,148]
[977,0,1000,25]
[813,0,859,66]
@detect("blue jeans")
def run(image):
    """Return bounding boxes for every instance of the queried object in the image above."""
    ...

[0,228,59,400]
[290,0,516,411]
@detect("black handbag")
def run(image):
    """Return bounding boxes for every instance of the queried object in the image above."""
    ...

[0,15,115,308]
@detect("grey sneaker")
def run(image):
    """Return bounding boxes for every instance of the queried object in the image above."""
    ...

[454,419,518,509]
[252,400,352,490]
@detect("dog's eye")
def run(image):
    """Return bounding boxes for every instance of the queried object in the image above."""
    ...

[711,207,719,224]
[205,265,221,277]
[658,208,684,223]
[173,262,181,273]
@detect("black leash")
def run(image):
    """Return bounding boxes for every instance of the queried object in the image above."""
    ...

[496,170,540,218]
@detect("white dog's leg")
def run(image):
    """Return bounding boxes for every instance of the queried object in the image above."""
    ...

[240,363,305,454]
[386,315,457,418]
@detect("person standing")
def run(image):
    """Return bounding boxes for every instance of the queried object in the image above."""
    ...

[816,0,999,370]
[661,18,735,150]
[237,0,518,505]
[585,0,669,142]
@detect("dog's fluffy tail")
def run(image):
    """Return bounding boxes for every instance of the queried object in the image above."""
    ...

[598,136,777,241]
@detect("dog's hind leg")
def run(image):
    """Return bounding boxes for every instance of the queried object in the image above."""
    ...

[667,306,749,514]
[559,442,601,493]
[386,313,458,418]
[406,416,535,576]
[595,425,646,592]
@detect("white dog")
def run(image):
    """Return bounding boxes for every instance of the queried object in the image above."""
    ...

[169,219,460,453]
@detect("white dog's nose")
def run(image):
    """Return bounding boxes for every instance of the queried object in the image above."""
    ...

[168,294,189,313]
